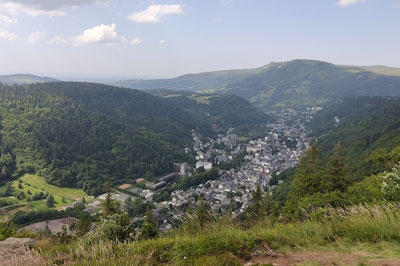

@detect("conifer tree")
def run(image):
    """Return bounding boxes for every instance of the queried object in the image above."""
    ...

[124,197,134,216]
[76,213,92,237]
[46,194,55,208]
[196,197,211,227]
[284,143,322,217]
[144,204,156,225]
[140,204,158,239]
[326,142,350,193]
[101,181,120,217]
[289,143,322,198]
[4,182,14,197]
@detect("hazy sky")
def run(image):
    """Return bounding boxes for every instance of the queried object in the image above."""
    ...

[0,0,399,80]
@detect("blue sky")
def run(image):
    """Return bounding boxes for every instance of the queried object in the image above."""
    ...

[0,0,399,80]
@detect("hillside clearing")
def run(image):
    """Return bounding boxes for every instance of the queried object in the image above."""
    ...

[8,174,90,210]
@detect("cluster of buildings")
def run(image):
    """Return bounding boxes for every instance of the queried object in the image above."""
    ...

[160,110,312,221]
[88,109,314,232]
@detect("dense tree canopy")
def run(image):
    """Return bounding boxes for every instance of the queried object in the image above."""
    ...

[0,82,213,195]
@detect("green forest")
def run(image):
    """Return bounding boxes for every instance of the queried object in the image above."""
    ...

[272,96,400,212]
[1,83,400,265]
[0,82,269,195]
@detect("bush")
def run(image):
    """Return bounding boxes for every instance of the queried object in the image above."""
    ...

[381,164,400,202]
[0,222,16,241]
[89,212,134,242]
[56,225,74,244]
[139,222,158,240]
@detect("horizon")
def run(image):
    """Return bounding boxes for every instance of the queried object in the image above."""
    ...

[2,58,400,81]
[0,0,399,79]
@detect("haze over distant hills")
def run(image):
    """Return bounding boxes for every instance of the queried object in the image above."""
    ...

[0,74,59,85]
[3,59,400,112]
[113,59,400,110]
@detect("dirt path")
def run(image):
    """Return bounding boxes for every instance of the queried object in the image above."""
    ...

[245,251,400,266]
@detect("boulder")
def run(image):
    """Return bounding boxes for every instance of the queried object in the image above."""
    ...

[0,237,36,251]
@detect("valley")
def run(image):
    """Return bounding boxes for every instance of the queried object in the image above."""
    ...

[1,68,400,266]
[2,1,400,264]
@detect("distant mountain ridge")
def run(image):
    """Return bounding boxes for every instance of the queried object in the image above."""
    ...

[113,59,400,110]
[112,67,265,92]
[0,74,59,85]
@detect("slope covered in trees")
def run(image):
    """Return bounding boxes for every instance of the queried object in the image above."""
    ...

[0,82,269,195]
[273,97,400,212]
[309,96,400,179]
[0,82,205,195]
[148,89,271,129]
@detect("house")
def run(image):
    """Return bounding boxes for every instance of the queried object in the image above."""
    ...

[173,163,188,176]
[246,145,262,154]
[196,161,212,170]
[215,154,229,164]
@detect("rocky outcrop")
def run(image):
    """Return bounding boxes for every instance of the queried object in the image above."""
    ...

[0,237,44,266]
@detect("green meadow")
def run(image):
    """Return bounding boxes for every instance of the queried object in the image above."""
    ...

[10,174,89,210]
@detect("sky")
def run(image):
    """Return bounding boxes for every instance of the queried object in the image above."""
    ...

[0,0,399,80]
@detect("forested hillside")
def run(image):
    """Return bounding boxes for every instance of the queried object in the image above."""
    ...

[273,97,400,210]
[0,82,205,195]
[148,89,271,128]
[0,82,270,195]
[310,96,400,179]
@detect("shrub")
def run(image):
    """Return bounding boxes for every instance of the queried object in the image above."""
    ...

[381,163,400,201]
[89,212,134,242]
[56,225,74,244]
[0,222,16,241]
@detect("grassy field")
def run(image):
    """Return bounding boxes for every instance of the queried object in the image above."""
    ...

[9,174,89,210]
[33,203,400,265]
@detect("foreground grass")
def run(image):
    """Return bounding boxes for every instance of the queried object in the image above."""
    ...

[39,204,400,265]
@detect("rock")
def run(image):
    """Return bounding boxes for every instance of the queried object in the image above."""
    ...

[0,237,36,250]
[0,238,43,266]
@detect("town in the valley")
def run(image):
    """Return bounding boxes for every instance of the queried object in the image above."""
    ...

[18,109,315,234]
[93,108,314,231]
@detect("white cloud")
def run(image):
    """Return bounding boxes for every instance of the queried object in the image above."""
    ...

[0,2,66,16]
[3,0,111,9]
[0,29,16,40]
[160,39,166,44]
[72,23,125,46]
[128,4,183,23]
[337,0,368,7]
[0,14,16,25]
[0,0,114,17]
[26,30,46,44]
[130,37,142,46]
